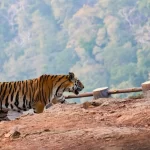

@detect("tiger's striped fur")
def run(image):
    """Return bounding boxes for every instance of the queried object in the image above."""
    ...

[0,72,84,113]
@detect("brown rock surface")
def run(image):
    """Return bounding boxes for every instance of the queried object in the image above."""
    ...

[1,98,150,150]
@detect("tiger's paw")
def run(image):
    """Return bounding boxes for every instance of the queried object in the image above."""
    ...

[61,99,69,104]
[22,109,35,117]
[45,103,53,109]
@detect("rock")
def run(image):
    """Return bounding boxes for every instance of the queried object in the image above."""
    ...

[11,131,21,139]
[83,102,92,109]
[4,125,23,138]
[5,130,21,138]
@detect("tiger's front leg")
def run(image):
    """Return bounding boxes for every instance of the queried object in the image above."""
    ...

[53,94,67,104]
[45,95,66,110]
[59,95,66,104]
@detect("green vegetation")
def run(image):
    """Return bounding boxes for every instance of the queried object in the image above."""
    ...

[0,0,150,100]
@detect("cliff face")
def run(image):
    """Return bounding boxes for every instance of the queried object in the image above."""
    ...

[1,98,150,150]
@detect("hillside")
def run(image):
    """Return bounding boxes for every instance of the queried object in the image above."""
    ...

[0,0,150,94]
[1,98,150,150]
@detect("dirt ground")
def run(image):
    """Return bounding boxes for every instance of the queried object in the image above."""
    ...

[1,98,150,150]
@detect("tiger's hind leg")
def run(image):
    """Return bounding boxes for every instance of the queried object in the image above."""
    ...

[32,90,46,113]
[32,100,45,113]
[22,101,45,116]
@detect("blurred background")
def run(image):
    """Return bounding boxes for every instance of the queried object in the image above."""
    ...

[0,0,150,102]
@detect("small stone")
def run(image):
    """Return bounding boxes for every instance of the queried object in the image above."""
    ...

[5,130,21,138]
[144,124,150,127]
[44,129,50,132]
[117,114,122,118]
[90,111,96,115]
[11,131,21,139]
[101,102,109,106]
[83,102,92,109]
[4,133,11,138]
[100,118,104,121]
[4,126,22,138]
[91,102,101,107]
[119,104,126,108]
[110,111,115,114]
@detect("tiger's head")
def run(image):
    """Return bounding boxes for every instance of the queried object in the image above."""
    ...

[66,72,84,95]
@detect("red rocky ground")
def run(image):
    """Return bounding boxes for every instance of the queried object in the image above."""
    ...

[1,98,150,150]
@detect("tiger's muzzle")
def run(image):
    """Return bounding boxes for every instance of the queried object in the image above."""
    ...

[74,86,84,95]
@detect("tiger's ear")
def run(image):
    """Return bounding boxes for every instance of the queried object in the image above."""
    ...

[68,72,75,80]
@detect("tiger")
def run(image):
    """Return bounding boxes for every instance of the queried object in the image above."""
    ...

[0,72,84,114]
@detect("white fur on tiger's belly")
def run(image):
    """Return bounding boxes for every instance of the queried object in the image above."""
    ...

[7,109,35,120]
[7,110,23,120]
